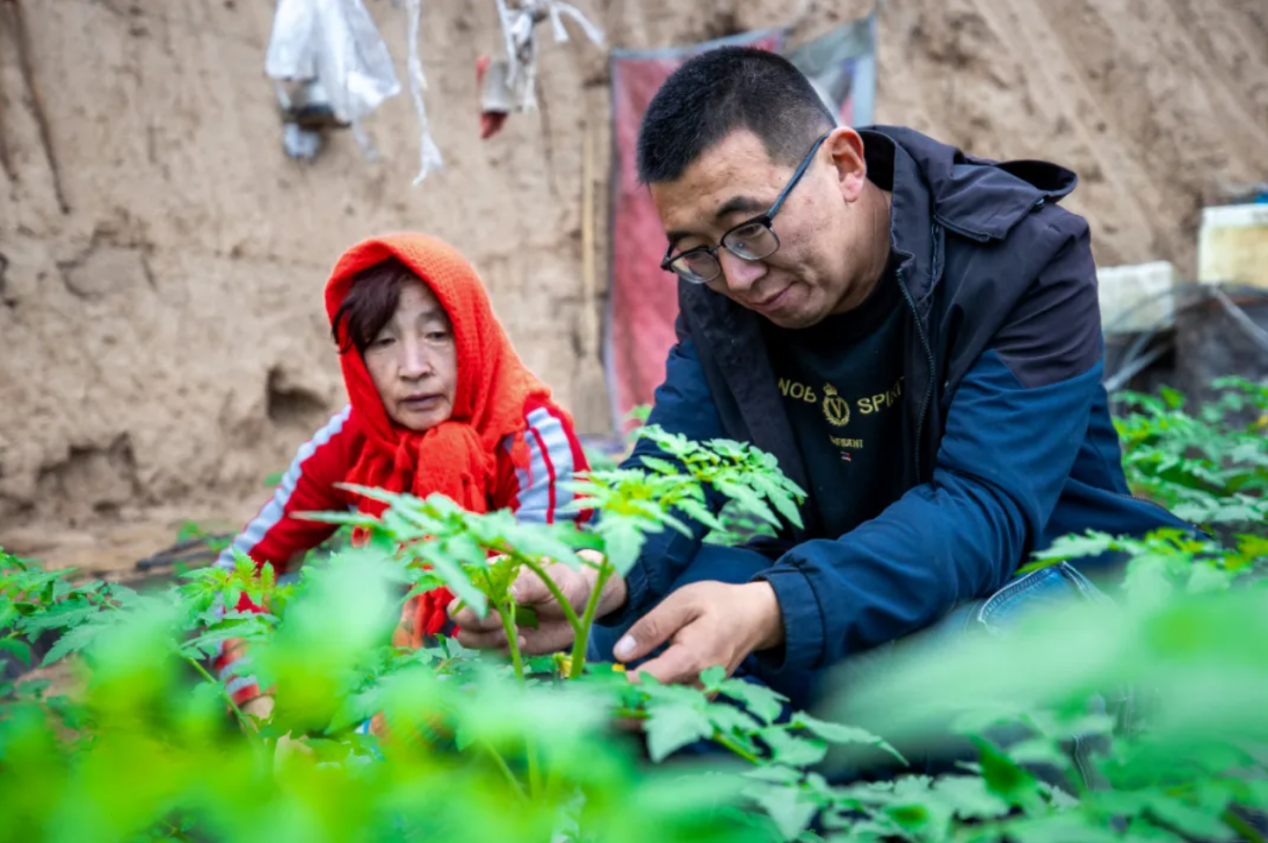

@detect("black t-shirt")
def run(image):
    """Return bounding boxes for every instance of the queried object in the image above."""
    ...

[763,261,909,539]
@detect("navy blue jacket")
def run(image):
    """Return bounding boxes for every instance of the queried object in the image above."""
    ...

[603,126,1188,674]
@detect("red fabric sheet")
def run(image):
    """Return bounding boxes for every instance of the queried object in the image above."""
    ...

[606,31,784,433]
[604,19,876,433]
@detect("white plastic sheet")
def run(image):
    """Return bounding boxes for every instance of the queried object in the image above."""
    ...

[404,0,444,183]
[266,0,400,129]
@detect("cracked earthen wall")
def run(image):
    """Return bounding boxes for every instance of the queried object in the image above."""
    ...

[1,0,1266,527]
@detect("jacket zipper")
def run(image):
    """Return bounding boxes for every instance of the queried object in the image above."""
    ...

[897,265,936,483]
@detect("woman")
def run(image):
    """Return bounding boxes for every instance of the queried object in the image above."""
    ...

[212,233,589,716]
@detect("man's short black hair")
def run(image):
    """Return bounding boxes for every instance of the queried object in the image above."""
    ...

[637,46,835,185]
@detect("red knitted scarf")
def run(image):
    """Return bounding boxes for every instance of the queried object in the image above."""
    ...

[325,233,557,646]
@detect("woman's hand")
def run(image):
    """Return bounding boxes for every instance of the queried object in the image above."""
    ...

[238,695,316,769]
[451,550,627,655]
[239,694,275,730]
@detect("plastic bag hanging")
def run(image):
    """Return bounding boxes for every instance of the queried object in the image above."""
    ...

[404,0,444,184]
[486,0,605,120]
[266,0,400,128]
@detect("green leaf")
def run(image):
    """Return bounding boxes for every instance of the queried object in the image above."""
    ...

[753,473,805,529]
[19,601,98,634]
[42,621,106,666]
[0,637,32,667]
[930,775,1012,820]
[1160,386,1186,410]
[676,497,726,532]
[644,703,713,762]
[974,737,1042,810]
[420,544,487,619]
[792,713,907,765]
[699,665,727,691]
[638,455,681,476]
[505,527,582,571]
[597,518,650,577]
[717,677,787,725]
[514,605,539,630]
[1141,792,1236,841]
[760,727,828,767]
[748,784,819,841]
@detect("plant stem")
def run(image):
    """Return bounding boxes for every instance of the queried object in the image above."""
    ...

[518,554,583,632]
[526,741,543,799]
[186,656,253,734]
[567,565,613,680]
[712,730,761,765]
[483,741,528,802]
[498,599,525,682]
[1224,808,1267,843]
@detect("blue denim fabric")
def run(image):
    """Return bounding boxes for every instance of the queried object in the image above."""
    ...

[940,559,1113,637]
[839,561,1125,787]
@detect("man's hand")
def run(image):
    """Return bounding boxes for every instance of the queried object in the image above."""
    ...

[613,581,784,685]
[451,550,627,655]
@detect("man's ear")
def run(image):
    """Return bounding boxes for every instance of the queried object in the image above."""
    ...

[825,127,868,204]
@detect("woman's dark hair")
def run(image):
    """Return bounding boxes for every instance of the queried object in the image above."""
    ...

[330,257,417,354]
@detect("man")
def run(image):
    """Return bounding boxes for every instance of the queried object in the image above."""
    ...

[454,47,1187,694]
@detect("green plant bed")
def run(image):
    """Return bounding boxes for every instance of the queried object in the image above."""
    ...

[1,385,1267,843]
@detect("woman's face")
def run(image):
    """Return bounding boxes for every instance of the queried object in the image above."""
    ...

[362,279,458,432]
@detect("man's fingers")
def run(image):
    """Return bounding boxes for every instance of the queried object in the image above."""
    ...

[628,642,705,687]
[613,589,699,663]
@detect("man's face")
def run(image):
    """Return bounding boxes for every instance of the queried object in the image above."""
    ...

[650,128,874,329]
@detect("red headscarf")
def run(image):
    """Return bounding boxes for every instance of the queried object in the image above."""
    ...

[325,232,560,643]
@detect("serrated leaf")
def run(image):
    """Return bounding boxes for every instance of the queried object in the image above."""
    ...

[792,713,906,764]
[19,601,98,634]
[744,765,804,785]
[638,455,681,476]
[717,677,787,725]
[420,545,487,619]
[748,784,819,841]
[930,775,1012,820]
[597,518,649,577]
[644,703,713,762]
[975,737,1042,810]
[0,637,32,667]
[42,622,106,666]
[505,527,583,571]
[753,473,804,529]
[699,665,727,690]
[760,727,828,767]
[676,497,725,532]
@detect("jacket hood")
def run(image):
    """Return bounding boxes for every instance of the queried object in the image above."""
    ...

[866,125,1078,242]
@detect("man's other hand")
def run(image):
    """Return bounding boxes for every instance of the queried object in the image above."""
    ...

[613,581,784,686]
[451,550,627,655]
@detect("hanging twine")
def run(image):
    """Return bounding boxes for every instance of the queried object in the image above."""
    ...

[494,0,605,113]
[404,0,445,184]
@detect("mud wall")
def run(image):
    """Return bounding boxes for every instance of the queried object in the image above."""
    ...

[1,0,1265,526]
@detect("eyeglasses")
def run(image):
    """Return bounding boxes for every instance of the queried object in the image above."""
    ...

[660,131,832,285]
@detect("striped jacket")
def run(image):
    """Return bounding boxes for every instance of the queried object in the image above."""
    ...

[212,397,588,705]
